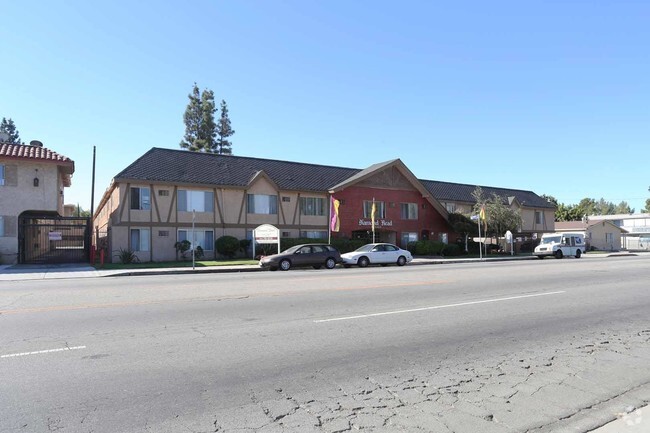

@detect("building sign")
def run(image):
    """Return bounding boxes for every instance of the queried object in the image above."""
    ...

[253,224,280,257]
[48,232,62,241]
[358,219,393,227]
[254,224,279,242]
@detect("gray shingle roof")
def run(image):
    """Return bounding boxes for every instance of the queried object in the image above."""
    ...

[115,148,553,208]
[115,148,360,192]
[420,179,555,209]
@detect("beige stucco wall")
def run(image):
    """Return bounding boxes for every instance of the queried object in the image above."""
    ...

[587,222,622,251]
[0,160,68,264]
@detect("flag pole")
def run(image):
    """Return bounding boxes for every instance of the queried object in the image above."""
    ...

[328,194,332,244]
[372,197,376,243]
[478,214,482,260]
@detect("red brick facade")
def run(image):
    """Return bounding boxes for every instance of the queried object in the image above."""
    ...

[331,186,454,247]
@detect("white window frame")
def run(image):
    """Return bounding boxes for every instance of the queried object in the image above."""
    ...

[300,197,325,216]
[401,231,418,248]
[400,203,418,220]
[247,194,278,215]
[177,190,214,212]
[363,201,385,219]
[535,211,544,225]
[445,202,456,213]
[178,229,215,251]
[300,230,328,239]
[130,187,151,211]
[130,228,150,252]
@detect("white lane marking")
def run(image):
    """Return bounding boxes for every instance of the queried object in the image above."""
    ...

[1,345,86,359]
[314,291,566,323]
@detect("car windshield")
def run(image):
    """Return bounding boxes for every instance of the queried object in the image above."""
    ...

[541,236,561,244]
[354,244,376,252]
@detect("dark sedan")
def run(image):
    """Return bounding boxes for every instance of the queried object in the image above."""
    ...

[259,244,342,271]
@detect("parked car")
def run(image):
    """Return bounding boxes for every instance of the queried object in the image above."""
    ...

[341,243,413,268]
[259,244,342,271]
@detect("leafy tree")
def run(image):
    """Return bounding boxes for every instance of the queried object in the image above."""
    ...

[643,198,650,214]
[576,198,597,218]
[540,194,558,207]
[471,187,522,238]
[174,240,191,260]
[614,201,633,214]
[594,198,615,215]
[180,83,217,152]
[75,205,91,217]
[555,203,582,221]
[448,212,477,252]
[0,117,22,144]
[215,99,235,155]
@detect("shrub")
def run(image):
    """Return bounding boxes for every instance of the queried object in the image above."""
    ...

[407,240,446,256]
[174,240,191,260]
[114,248,139,264]
[216,235,240,258]
[194,246,204,260]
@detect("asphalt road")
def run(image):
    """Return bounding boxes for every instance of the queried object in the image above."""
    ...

[1,256,649,433]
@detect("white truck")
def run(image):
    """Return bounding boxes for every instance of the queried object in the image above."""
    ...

[534,232,585,259]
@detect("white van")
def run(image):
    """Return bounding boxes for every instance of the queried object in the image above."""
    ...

[534,232,585,259]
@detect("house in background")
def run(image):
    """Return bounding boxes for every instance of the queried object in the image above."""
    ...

[94,147,554,262]
[0,140,77,264]
[587,213,650,251]
[555,220,627,251]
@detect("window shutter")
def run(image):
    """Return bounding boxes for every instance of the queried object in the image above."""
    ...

[177,190,187,212]
[5,165,18,187]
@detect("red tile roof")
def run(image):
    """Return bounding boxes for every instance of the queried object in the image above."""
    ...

[0,142,73,164]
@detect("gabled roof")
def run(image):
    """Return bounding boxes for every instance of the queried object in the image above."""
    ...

[0,142,74,173]
[329,158,448,217]
[420,179,556,209]
[115,147,359,192]
[555,220,628,233]
[111,147,551,211]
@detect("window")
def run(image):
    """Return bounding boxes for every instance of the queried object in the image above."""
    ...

[177,190,214,212]
[247,194,278,214]
[401,232,418,248]
[363,201,385,218]
[445,202,456,213]
[130,229,150,252]
[400,203,418,220]
[535,211,544,225]
[178,229,214,250]
[130,187,151,210]
[300,230,327,239]
[0,216,4,236]
[158,230,169,237]
[301,197,325,216]
[158,189,169,196]
[0,165,4,186]
[282,196,291,202]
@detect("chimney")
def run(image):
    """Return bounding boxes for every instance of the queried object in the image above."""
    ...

[30,140,43,147]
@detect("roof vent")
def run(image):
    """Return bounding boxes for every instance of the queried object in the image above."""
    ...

[30,140,43,147]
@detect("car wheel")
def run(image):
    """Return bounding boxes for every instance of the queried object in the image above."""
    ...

[358,256,369,268]
[313,265,322,269]
[397,256,407,266]
[325,258,336,269]
[555,250,563,259]
[575,250,581,258]
[280,259,291,271]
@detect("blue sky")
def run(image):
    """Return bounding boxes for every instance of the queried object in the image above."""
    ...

[2,1,649,212]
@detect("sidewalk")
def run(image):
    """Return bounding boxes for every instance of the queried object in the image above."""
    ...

[0,251,645,282]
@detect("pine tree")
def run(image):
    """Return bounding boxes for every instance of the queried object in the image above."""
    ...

[215,99,235,155]
[0,117,22,144]
[180,84,217,152]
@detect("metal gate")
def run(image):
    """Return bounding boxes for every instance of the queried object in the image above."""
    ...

[18,213,91,264]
